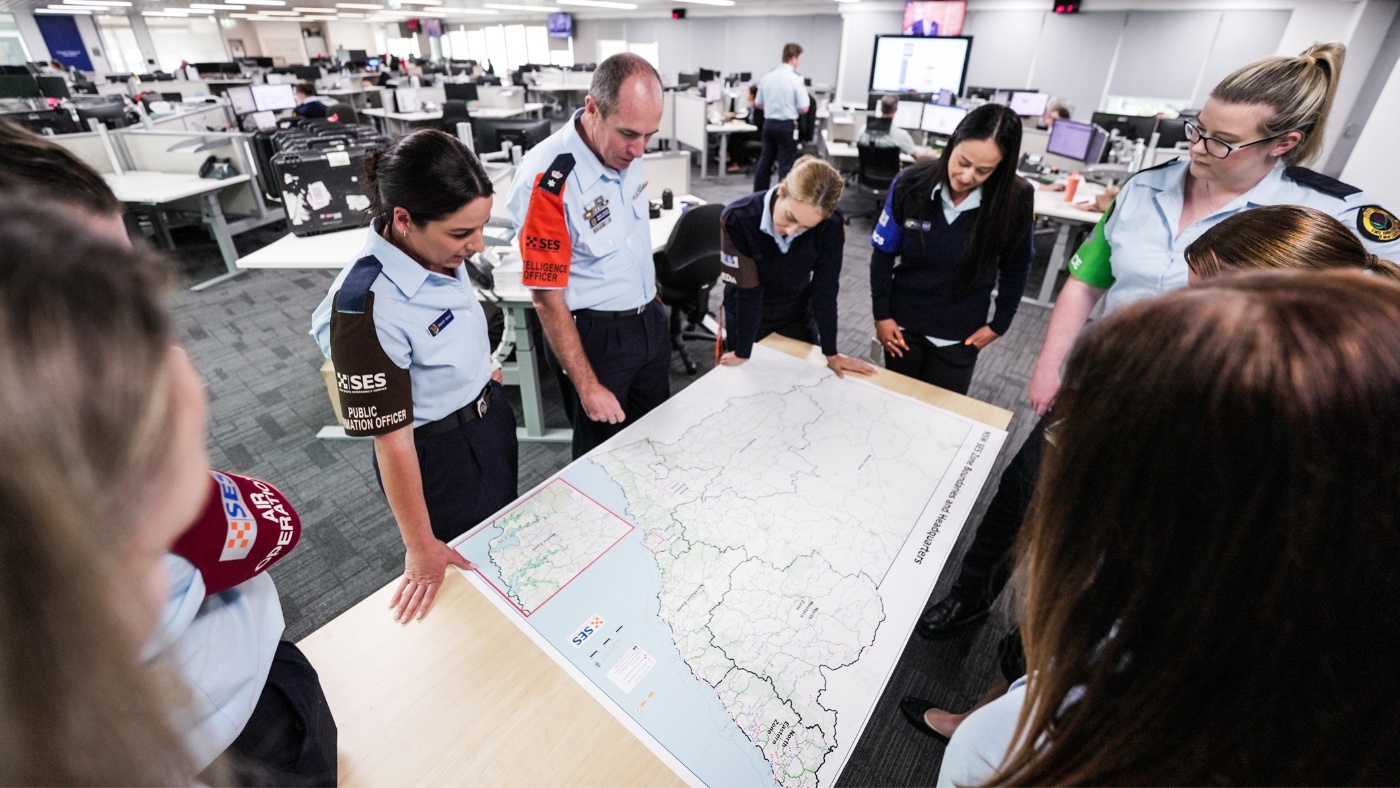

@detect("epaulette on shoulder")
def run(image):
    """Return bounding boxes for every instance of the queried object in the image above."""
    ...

[335,255,383,314]
[535,153,576,196]
[1285,165,1361,199]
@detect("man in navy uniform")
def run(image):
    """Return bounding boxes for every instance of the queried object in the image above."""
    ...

[507,53,670,459]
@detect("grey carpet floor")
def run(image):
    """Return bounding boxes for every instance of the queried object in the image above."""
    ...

[157,148,1066,787]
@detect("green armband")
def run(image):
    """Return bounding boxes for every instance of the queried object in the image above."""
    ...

[1068,206,1116,290]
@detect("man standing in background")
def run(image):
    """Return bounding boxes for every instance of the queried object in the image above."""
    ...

[753,42,810,192]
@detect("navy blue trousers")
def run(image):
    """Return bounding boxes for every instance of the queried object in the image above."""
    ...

[753,118,798,192]
[372,380,520,543]
[544,299,671,460]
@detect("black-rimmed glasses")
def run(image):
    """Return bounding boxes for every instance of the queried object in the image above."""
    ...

[1184,120,1289,159]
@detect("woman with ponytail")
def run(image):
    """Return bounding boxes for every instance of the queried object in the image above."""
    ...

[311,129,519,624]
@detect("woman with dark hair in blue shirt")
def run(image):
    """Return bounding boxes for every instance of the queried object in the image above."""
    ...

[870,103,1034,394]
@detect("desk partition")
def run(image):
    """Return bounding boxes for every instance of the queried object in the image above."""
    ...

[641,150,690,201]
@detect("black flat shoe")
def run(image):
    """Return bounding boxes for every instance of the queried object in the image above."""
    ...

[915,595,990,639]
[898,696,950,742]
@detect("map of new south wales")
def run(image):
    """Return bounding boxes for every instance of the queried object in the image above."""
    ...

[456,345,1004,787]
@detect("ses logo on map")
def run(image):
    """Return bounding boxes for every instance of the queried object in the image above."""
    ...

[571,614,605,647]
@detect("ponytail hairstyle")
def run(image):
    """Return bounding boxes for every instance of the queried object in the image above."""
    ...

[363,128,492,228]
[1186,204,1400,281]
[1211,42,1344,166]
[892,103,1029,292]
[780,155,844,220]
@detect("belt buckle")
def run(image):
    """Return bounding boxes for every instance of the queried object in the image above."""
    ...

[477,390,490,418]
[635,304,645,315]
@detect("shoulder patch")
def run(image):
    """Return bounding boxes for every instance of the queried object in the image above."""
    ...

[1358,205,1400,243]
[334,255,383,315]
[535,153,575,197]
[1285,166,1361,200]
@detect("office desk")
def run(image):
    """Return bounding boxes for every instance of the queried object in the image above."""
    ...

[823,135,916,166]
[704,121,756,180]
[527,82,590,114]
[235,195,704,444]
[296,334,1009,787]
[105,171,252,291]
[1028,183,1105,306]
[364,104,545,134]
[320,85,387,110]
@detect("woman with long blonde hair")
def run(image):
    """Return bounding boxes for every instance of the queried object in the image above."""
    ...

[0,195,209,784]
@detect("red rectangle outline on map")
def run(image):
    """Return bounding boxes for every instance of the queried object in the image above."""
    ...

[457,478,636,618]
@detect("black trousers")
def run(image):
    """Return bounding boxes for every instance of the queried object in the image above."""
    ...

[372,380,520,543]
[219,641,337,787]
[753,118,798,192]
[946,412,1051,605]
[883,335,981,395]
[545,299,671,460]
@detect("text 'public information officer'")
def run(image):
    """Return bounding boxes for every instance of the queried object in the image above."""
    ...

[508,53,671,460]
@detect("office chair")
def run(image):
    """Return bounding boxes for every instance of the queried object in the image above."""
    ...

[325,103,359,124]
[440,98,471,133]
[654,203,723,375]
[851,142,902,221]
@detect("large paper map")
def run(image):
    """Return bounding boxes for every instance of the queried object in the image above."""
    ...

[453,345,1005,786]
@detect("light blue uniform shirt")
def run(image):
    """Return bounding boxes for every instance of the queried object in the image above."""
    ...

[507,109,655,311]
[148,555,284,771]
[310,223,493,427]
[755,62,809,122]
[1071,159,1400,315]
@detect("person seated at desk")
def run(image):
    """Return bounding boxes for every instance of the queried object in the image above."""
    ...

[719,155,875,377]
[1039,96,1072,130]
[858,94,934,161]
[293,81,329,119]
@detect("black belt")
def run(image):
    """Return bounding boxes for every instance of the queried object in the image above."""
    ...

[414,383,493,439]
[572,304,648,319]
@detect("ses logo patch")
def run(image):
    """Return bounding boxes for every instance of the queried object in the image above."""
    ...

[570,614,605,647]
[523,235,563,252]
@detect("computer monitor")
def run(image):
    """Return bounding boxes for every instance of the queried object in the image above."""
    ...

[225,85,256,115]
[678,71,699,88]
[870,35,974,96]
[251,83,297,112]
[473,117,551,153]
[3,108,79,136]
[964,85,995,101]
[920,103,966,136]
[1046,118,1098,161]
[0,74,41,99]
[893,100,924,130]
[1008,91,1048,117]
[1092,111,1158,142]
[347,49,368,66]
[36,75,70,100]
[293,66,321,82]
[444,82,479,102]
[394,87,420,113]
[76,103,128,131]
[991,89,1011,106]
[739,71,752,82]
[698,67,718,83]
[1155,117,1189,148]
[936,88,955,106]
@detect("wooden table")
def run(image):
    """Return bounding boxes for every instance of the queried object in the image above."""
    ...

[297,335,1010,785]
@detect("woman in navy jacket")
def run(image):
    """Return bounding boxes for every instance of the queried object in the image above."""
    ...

[870,104,1034,394]
[720,155,875,376]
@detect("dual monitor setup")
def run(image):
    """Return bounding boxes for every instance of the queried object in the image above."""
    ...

[222,83,297,132]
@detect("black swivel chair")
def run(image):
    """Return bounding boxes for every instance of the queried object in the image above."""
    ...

[440,99,471,133]
[325,103,359,124]
[654,203,724,375]
[852,125,902,221]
